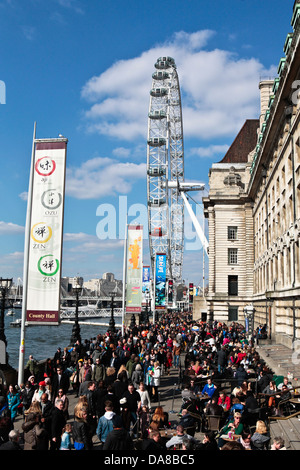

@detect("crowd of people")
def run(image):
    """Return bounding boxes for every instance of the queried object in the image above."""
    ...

[0,312,293,451]
[177,320,293,450]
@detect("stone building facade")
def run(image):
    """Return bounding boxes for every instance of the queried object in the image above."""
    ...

[203,121,258,325]
[203,1,300,347]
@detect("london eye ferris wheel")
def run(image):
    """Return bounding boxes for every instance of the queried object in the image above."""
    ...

[147,56,185,284]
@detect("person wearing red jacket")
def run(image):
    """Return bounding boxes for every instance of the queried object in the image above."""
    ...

[218,391,231,413]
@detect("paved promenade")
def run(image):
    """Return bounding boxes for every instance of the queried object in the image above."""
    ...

[12,357,187,450]
[12,340,300,451]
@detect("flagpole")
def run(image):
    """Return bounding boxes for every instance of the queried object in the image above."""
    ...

[152,254,156,325]
[18,122,36,385]
[121,215,128,336]
[203,206,205,297]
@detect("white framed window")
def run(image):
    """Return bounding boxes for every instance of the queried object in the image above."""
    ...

[228,226,238,240]
[228,248,238,265]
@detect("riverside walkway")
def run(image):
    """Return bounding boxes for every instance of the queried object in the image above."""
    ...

[12,358,186,450]
[11,338,300,451]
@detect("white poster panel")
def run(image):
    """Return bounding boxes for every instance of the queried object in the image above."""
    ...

[142,265,151,306]
[26,139,67,324]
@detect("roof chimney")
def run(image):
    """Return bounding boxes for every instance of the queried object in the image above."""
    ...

[259,80,274,129]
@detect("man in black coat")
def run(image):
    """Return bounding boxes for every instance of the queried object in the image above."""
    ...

[156,345,166,364]
[94,381,108,419]
[235,364,248,386]
[216,346,227,375]
[103,385,120,415]
[109,351,122,371]
[51,366,69,402]
[50,399,66,450]
[53,347,62,365]
[121,383,141,437]
[21,381,35,412]
[40,393,53,449]
[85,381,97,440]
[74,339,86,360]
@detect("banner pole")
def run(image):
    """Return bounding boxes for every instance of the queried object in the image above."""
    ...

[121,216,128,336]
[18,122,36,385]
[153,254,156,325]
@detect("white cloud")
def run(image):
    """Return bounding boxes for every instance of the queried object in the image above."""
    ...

[0,221,24,234]
[64,231,124,253]
[0,251,24,266]
[6,251,24,260]
[64,232,94,242]
[19,191,28,201]
[112,147,131,159]
[69,239,124,253]
[171,30,215,49]
[81,30,276,143]
[66,156,146,199]
[22,25,36,41]
[189,144,229,159]
[55,0,84,14]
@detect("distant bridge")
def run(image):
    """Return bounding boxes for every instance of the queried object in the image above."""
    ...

[60,307,123,319]
[6,295,123,309]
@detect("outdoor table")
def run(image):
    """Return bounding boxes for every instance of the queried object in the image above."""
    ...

[159,428,177,439]
[289,398,300,407]
[196,393,210,400]
[220,434,241,442]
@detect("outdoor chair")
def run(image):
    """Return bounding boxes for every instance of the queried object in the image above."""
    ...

[206,415,222,432]
[185,424,196,437]
[243,407,261,427]
[186,409,203,432]
[277,397,292,416]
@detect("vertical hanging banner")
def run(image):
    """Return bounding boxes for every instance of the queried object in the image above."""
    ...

[126,225,143,313]
[142,266,151,306]
[189,282,194,306]
[155,253,166,309]
[168,279,173,305]
[26,138,67,325]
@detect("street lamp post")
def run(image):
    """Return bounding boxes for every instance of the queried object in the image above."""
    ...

[145,294,150,324]
[69,284,82,346]
[0,278,13,367]
[130,313,136,329]
[243,304,255,339]
[109,292,116,333]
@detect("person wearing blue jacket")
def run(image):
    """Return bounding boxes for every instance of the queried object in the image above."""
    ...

[201,378,217,398]
[96,401,115,445]
[60,423,73,450]
[7,385,21,422]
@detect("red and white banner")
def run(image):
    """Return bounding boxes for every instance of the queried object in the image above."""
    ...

[25,139,67,325]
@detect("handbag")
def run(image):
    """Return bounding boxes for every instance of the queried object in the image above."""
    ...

[74,441,85,450]
[70,371,77,383]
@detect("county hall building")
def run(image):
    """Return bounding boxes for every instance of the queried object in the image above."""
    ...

[203,1,300,348]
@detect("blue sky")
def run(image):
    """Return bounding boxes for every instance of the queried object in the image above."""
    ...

[0,0,295,287]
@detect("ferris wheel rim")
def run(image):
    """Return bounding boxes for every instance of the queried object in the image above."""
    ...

[147,56,184,284]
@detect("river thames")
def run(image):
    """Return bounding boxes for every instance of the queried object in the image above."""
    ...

[4,308,117,370]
